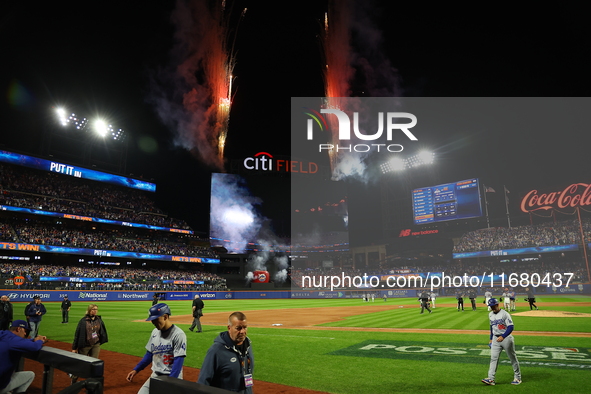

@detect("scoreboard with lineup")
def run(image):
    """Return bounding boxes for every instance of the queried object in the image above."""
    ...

[412,178,482,225]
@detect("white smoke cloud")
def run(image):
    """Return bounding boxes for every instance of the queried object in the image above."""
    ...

[273,255,289,283]
[210,174,262,253]
[332,153,367,182]
[245,271,254,283]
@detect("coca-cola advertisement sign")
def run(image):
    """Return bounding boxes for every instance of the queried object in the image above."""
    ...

[521,183,591,212]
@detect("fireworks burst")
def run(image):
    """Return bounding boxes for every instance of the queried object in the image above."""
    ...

[151,0,245,171]
[321,0,354,174]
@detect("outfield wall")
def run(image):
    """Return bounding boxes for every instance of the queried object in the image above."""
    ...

[1,285,590,302]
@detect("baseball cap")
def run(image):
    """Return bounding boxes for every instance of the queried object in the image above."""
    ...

[146,303,171,321]
[63,295,68,298]
[488,298,499,307]
[33,295,40,300]
[11,320,31,331]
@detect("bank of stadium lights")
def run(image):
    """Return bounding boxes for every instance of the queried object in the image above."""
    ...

[380,150,435,174]
[54,107,126,142]
[56,108,88,130]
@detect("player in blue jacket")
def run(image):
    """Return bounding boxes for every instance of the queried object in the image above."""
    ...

[482,298,521,386]
[0,320,48,393]
[198,311,254,394]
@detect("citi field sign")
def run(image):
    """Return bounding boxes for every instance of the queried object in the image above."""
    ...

[304,108,418,153]
[243,152,318,174]
[521,183,591,212]
[331,340,591,370]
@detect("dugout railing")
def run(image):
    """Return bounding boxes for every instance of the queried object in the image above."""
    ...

[20,346,104,394]
[150,376,235,394]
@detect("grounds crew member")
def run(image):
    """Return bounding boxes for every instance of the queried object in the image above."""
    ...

[481,298,521,386]
[126,303,187,394]
[0,320,48,394]
[198,311,254,393]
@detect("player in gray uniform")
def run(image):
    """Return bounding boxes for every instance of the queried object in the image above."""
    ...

[126,303,187,394]
[481,298,521,386]
[484,289,493,311]
[430,292,437,308]
[501,288,511,310]
[509,289,516,311]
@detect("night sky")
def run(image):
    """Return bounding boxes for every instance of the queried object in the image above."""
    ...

[1,1,590,238]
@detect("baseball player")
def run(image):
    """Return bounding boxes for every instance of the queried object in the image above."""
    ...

[484,289,493,311]
[501,288,511,310]
[509,289,516,311]
[126,303,187,394]
[430,292,437,308]
[481,298,521,386]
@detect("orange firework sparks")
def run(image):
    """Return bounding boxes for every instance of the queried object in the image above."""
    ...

[171,0,245,171]
[321,0,354,174]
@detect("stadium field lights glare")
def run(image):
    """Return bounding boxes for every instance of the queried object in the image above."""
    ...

[380,150,435,174]
[54,107,126,142]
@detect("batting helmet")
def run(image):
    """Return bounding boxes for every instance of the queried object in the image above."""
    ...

[487,298,499,307]
[146,303,171,321]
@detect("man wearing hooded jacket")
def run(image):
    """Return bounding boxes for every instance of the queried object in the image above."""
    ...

[197,311,254,394]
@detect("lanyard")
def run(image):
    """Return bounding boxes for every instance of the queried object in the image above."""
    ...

[239,353,251,373]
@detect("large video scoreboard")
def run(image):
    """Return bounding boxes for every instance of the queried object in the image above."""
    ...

[412,178,482,225]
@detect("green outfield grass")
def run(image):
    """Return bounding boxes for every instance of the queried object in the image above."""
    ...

[11,296,591,394]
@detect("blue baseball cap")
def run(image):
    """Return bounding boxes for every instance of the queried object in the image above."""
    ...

[488,298,499,307]
[146,303,171,321]
[11,320,31,331]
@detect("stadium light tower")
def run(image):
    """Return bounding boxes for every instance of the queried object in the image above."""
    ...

[46,105,129,174]
[417,150,435,165]
[380,151,435,174]
[94,119,110,137]
[380,157,406,174]
[55,107,89,131]
[407,150,435,169]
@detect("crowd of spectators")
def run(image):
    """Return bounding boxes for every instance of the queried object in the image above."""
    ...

[1,218,216,258]
[0,262,228,291]
[0,222,14,241]
[0,163,191,230]
[453,219,588,253]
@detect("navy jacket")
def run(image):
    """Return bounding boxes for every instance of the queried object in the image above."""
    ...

[26,303,47,323]
[197,331,254,393]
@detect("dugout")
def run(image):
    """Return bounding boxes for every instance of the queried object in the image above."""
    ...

[150,376,234,394]
[21,346,104,394]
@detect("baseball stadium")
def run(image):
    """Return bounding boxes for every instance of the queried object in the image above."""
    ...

[2,2,591,394]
